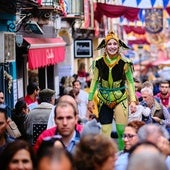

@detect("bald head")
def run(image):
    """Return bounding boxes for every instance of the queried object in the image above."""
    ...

[58,95,77,110]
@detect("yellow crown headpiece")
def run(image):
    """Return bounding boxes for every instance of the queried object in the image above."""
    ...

[105,31,119,44]
[96,31,129,50]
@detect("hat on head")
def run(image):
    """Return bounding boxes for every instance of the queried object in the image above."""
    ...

[105,31,119,44]
[96,31,129,50]
[39,88,56,100]
[81,119,101,137]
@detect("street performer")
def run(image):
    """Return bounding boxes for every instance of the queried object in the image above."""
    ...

[88,31,136,150]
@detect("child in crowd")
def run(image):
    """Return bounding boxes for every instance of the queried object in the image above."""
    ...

[128,98,151,122]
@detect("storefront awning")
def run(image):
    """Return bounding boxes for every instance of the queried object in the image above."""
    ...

[24,37,66,70]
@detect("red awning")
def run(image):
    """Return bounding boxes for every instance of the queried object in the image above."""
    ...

[24,37,66,70]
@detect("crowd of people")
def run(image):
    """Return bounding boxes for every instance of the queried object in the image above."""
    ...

[0,31,170,170]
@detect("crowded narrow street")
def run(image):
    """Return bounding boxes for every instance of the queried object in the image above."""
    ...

[0,0,170,170]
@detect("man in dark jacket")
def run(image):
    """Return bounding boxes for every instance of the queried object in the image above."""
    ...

[24,88,56,145]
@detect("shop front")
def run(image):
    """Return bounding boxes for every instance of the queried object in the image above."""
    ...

[16,36,66,98]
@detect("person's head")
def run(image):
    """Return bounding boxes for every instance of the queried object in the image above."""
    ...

[0,104,9,138]
[159,80,170,95]
[137,124,170,156]
[129,96,139,113]
[123,120,145,151]
[137,124,169,143]
[134,77,142,92]
[27,82,40,96]
[105,32,120,57]
[87,100,95,114]
[0,91,5,104]
[14,100,29,114]
[81,119,101,137]
[38,89,56,104]
[0,140,36,170]
[68,89,79,99]
[127,142,168,170]
[54,101,78,138]
[142,81,154,90]
[37,148,74,170]
[72,80,81,92]
[60,76,67,86]
[128,141,161,158]
[73,134,118,170]
[37,135,65,161]
[57,95,78,114]
[141,87,154,107]
[78,62,86,72]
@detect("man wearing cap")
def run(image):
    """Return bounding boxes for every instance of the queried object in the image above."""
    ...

[88,31,136,150]
[24,88,56,145]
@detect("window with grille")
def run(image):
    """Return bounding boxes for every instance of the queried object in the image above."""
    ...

[0,32,16,63]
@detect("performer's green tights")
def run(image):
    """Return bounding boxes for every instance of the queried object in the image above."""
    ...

[116,124,125,151]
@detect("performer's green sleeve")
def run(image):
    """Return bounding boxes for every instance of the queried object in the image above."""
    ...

[125,63,136,102]
[88,66,99,101]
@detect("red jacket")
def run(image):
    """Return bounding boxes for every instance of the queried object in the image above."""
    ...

[34,124,83,153]
[156,93,170,108]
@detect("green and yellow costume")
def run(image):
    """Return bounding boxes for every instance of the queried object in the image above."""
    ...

[88,32,136,150]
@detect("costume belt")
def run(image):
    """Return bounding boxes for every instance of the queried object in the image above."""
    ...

[98,87,127,109]
[99,86,126,92]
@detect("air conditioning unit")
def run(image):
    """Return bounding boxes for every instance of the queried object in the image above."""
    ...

[0,32,16,63]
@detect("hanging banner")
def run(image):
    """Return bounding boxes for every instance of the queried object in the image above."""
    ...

[145,8,163,34]
[83,0,90,28]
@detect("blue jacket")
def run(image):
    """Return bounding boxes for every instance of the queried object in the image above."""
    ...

[0,133,15,154]
[115,151,129,170]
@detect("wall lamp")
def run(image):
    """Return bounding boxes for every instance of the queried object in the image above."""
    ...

[16,13,44,34]
[24,20,44,34]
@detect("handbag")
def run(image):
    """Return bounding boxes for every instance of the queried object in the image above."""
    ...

[6,118,21,138]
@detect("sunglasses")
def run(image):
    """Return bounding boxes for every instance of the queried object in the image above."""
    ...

[123,134,137,139]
